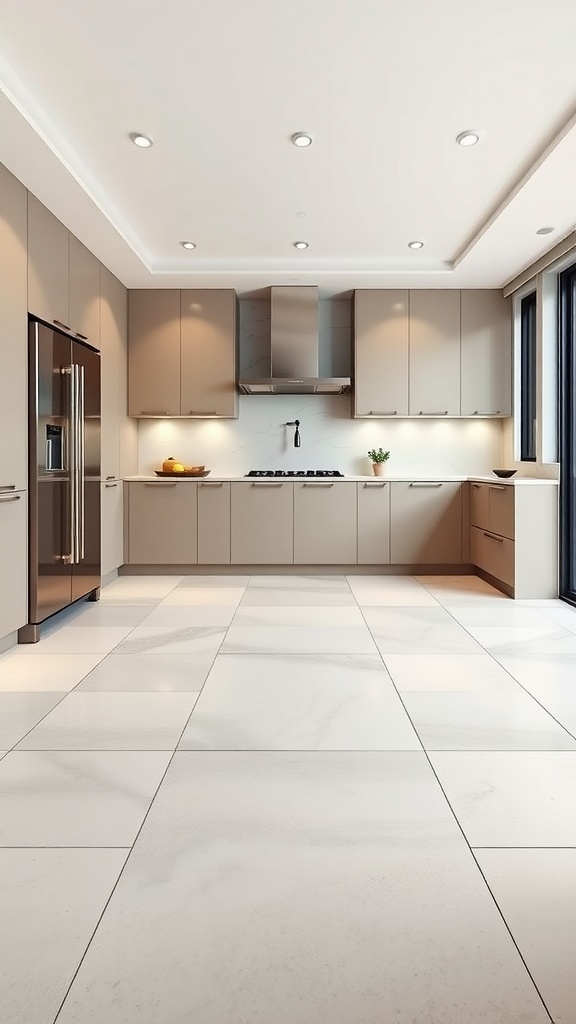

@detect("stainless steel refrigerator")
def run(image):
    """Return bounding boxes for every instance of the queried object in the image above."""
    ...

[19,318,101,642]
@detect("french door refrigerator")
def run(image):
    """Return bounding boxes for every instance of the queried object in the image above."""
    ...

[19,318,101,642]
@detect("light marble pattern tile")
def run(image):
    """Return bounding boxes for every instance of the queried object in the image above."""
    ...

[231,605,366,627]
[138,605,237,628]
[429,751,576,846]
[402,692,576,750]
[0,750,171,846]
[64,605,153,627]
[496,653,576,695]
[0,692,65,749]
[384,654,520,692]
[0,653,105,692]
[76,653,214,692]
[240,574,356,607]
[447,605,562,627]
[352,587,441,607]
[179,654,420,750]
[115,626,226,656]
[418,577,512,607]
[246,574,349,590]
[104,576,183,597]
[538,603,576,633]
[176,575,250,588]
[0,848,128,1024]
[0,751,6,760]
[16,693,199,751]
[13,627,135,655]
[161,587,246,606]
[221,624,377,655]
[54,752,548,1024]
[476,849,576,1024]
[363,607,485,655]
[468,625,576,656]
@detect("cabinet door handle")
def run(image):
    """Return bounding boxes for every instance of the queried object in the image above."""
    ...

[363,482,387,488]
[105,475,116,481]
[369,410,397,416]
[303,482,335,487]
[200,482,224,487]
[188,410,218,417]
[75,332,89,341]
[473,410,501,416]
[489,485,507,491]
[139,411,170,416]
[418,411,448,416]
[0,494,21,503]
[483,531,504,543]
[0,484,16,492]
[144,482,177,487]
[409,482,443,488]
[105,482,119,488]
[472,483,481,489]
[53,319,71,331]
[251,482,284,487]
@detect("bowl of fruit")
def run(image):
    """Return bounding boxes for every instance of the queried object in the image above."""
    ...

[155,458,209,477]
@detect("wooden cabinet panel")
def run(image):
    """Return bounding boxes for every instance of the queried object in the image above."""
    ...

[470,526,514,588]
[180,290,238,417]
[231,483,293,564]
[101,481,124,576]
[128,482,197,564]
[354,290,409,417]
[198,482,231,564]
[69,236,100,343]
[409,290,460,416]
[294,482,357,564]
[469,482,489,530]
[27,194,69,328]
[0,490,27,639]
[460,290,512,417]
[488,484,515,540]
[391,482,462,564]
[357,481,390,564]
[0,164,28,491]
[128,290,181,416]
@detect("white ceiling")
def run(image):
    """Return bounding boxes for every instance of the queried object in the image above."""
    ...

[1,0,576,295]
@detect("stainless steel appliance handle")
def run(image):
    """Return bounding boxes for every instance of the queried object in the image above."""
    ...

[65,365,77,563]
[0,494,21,503]
[0,484,16,492]
[78,364,85,560]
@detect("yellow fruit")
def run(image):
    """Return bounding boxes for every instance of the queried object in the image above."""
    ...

[171,463,185,473]
[162,457,178,472]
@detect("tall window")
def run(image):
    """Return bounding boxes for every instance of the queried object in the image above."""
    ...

[520,291,537,461]
[559,263,576,604]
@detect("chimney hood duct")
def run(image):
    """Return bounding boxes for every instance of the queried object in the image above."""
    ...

[239,286,351,395]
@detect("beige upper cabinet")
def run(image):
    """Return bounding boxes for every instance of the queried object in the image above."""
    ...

[0,163,28,491]
[354,290,409,417]
[390,482,462,564]
[231,482,293,564]
[69,236,100,343]
[409,291,461,416]
[357,482,390,564]
[27,193,69,328]
[128,290,181,416]
[460,290,512,417]
[181,290,238,417]
[294,482,357,564]
[198,482,231,564]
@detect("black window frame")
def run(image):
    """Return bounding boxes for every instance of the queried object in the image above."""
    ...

[519,291,537,462]
[558,263,576,605]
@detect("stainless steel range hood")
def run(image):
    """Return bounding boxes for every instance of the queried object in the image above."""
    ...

[238,286,351,395]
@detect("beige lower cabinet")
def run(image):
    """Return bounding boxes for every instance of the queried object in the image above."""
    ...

[294,482,357,564]
[390,482,462,564]
[101,481,124,577]
[127,482,197,564]
[357,481,390,564]
[470,526,514,589]
[0,490,27,640]
[231,482,293,564]
[198,482,231,564]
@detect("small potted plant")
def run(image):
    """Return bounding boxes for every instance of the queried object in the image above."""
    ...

[368,448,390,477]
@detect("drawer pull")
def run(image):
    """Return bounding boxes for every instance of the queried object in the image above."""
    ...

[363,482,387,488]
[0,484,16,492]
[473,410,501,416]
[369,410,397,415]
[0,494,21,503]
[144,482,177,487]
[105,482,119,488]
[251,482,284,487]
[472,484,481,489]
[489,485,507,491]
[409,482,443,488]
[105,475,116,481]
[139,411,170,416]
[188,410,218,416]
[53,319,71,331]
[483,532,504,543]
[200,482,224,487]
[418,411,448,416]
[303,482,334,487]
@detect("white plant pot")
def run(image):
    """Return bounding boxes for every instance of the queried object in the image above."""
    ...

[372,462,386,477]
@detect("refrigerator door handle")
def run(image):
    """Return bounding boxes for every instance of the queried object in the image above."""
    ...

[63,365,76,563]
[78,364,85,561]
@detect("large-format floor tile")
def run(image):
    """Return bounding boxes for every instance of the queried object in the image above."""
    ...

[64,605,153,627]
[417,576,507,606]
[347,576,440,606]
[179,654,420,750]
[104,577,183,598]
[0,652,105,692]
[0,848,127,1024]
[76,653,214,692]
[363,607,484,655]
[538,603,576,633]
[232,605,366,627]
[240,575,355,606]
[0,751,171,846]
[176,575,250,588]
[161,587,246,606]
[402,692,576,750]
[221,624,377,654]
[447,605,562,627]
[115,626,226,656]
[476,849,576,1024]
[138,605,237,628]
[16,692,199,751]
[467,625,576,656]
[497,653,576,695]
[55,752,547,1024]
[384,653,520,692]
[15,627,134,655]
[429,751,576,846]
[0,692,64,749]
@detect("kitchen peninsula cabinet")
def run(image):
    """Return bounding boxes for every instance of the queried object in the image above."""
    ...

[357,481,391,564]
[127,482,197,564]
[128,290,181,416]
[0,490,27,640]
[231,482,293,564]
[294,481,357,563]
[409,291,460,416]
[27,194,70,329]
[0,163,28,492]
[69,236,100,343]
[354,290,409,417]
[460,291,512,417]
[181,291,238,417]
[390,482,462,563]
[198,482,231,564]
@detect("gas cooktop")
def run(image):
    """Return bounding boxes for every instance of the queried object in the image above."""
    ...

[245,470,344,478]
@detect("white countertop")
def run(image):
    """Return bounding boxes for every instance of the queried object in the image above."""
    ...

[125,474,558,485]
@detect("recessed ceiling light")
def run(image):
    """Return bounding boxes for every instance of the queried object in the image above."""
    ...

[291,132,313,147]
[456,130,480,147]
[129,132,153,148]
[180,241,196,249]
[293,241,309,249]
[408,240,424,249]
[536,226,555,235]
